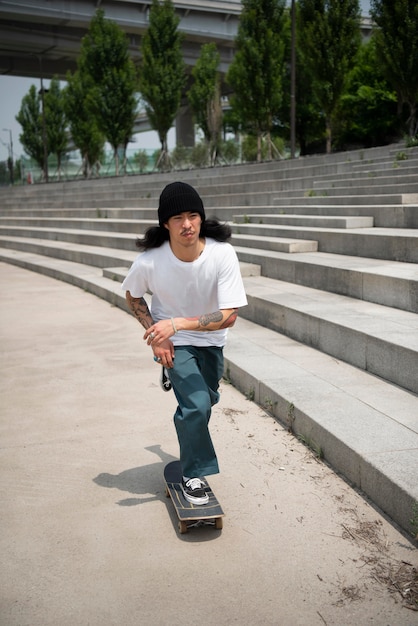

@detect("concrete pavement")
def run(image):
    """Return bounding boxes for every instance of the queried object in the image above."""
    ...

[1,263,417,626]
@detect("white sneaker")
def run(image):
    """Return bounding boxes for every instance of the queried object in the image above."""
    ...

[181,477,209,505]
[160,367,172,392]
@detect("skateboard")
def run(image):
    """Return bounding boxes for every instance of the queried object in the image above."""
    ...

[164,461,224,534]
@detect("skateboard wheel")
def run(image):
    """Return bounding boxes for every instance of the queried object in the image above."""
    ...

[179,521,188,534]
[215,517,223,530]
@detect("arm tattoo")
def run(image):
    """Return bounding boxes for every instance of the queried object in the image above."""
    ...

[196,309,238,329]
[198,310,223,327]
[126,294,153,329]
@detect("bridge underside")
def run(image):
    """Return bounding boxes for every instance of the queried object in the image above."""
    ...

[0,0,241,80]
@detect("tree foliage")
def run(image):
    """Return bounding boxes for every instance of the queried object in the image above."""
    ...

[336,37,399,148]
[64,71,105,178]
[139,0,186,169]
[15,85,45,171]
[77,9,138,174]
[227,0,286,161]
[188,43,222,165]
[44,77,68,180]
[298,0,361,153]
[370,0,418,137]
[278,6,324,155]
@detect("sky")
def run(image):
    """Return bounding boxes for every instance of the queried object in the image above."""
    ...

[0,0,371,163]
[0,75,165,163]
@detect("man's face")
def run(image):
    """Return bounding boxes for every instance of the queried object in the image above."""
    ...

[164,211,202,247]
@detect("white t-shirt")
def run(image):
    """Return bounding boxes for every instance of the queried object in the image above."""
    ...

[122,238,248,347]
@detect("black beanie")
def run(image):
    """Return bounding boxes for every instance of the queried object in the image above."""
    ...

[158,181,205,227]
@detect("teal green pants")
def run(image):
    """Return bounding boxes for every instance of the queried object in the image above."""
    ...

[168,345,224,478]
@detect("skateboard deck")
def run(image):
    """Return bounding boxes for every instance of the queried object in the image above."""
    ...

[164,461,224,534]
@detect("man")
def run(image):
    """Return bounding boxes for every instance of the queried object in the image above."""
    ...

[122,181,247,504]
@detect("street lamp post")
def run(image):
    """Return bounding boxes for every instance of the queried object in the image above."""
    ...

[38,57,49,183]
[290,0,296,159]
[2,128,14,184]
[39,78,49,183]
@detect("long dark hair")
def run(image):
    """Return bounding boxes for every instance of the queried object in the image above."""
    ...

[135,218,232,250]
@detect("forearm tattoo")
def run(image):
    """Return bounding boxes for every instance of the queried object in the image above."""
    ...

[198,310,223,327]
[126,294,153,329]
[196,309,238,329]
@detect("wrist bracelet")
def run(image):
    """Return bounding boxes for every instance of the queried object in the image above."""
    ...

[171,317,178,334]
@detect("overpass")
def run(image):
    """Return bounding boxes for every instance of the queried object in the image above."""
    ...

[0,0,371,80]
[0,0,241,80]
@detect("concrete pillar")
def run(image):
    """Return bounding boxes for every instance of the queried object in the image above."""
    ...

[175,105,195,147]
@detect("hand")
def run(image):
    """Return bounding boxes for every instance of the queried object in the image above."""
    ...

[144,319,176,346]
[151,339,175,369]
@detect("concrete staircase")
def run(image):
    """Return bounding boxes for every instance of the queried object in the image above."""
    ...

[0,141,417,538]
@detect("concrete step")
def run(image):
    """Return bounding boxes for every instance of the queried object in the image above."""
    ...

[234,204,418,228]
[234,247,418,313]
[196,170,418,196]
[0,247,131,310]
[317,162,418,182]
[0,246,416,537]
[0,235,260,279]
[0,208,156,219]
[0,224,321,256]
[233,214,374,228]
[224,316,418,538]
[1,224,415,313]
[4,141,416,191]
[3,173,416,210]
[1,158,414,210]
[271,181,418,199]
[312,174,418,193]
[272,193,418,207]
[0,226,141,252]
[231,233,318,253]
[241,274,418,395]
[204,191,418,211]
[2,203,416,229]
[0,225,316,258]
[1,142,416,202]
[230,223,418,262]
[103,261,261,281]
[0,216,158,233]
[0,235,137,269]
[102,245,417,315]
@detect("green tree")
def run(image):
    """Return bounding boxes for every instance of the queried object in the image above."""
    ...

[278,6,323,155]
[64,70,105,178]
[227,0,286,162]
[0,161,8,185]
[370,0,418,138]
[299,0,361,153]
[139,0,186,169]
[336,37,399,148]
[77,9,138,175]
[44,77,68,180]
[188,43,222,165]
[16,85,45,175]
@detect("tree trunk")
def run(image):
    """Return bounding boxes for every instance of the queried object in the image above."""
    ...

[157,135,170,170]
[114,148,119,176]
[325,117,332,154]
[407,101,417,137]
[257,132,262,162]
[266,131,272,161]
